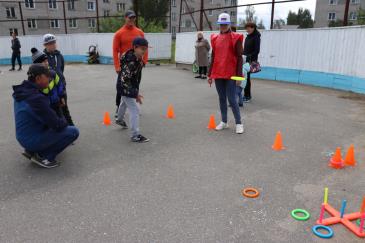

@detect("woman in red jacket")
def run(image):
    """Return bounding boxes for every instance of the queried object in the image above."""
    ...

[208,13,244,134]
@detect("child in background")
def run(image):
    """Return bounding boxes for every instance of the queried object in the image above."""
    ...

[116,37,149,143]
[31,47,65,117]
[43,34,74,126]
[236,63,251,107]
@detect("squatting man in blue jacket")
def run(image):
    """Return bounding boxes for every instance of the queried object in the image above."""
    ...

[12,64,79,168]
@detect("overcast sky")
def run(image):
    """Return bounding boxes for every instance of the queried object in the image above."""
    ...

[237,0,317,28]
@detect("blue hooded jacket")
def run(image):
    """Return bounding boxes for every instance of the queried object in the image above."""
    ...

[13,80,68,149]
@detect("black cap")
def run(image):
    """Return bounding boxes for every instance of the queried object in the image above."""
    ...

[125,10,136,18]
[132,37,148,47]
[27,64,51,80]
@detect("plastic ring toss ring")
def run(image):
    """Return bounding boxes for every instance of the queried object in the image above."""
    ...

[291,209,310,221]
[312,225,334,239]
[242,188,260,198]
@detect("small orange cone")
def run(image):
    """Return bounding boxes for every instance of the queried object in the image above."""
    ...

[344,144,356,166]
[272,131,285,151]
[328,147,344,169]
[207,115,216,130]
[103,112,111,126]
[166,104,175,119]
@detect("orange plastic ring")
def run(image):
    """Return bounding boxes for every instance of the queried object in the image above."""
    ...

[242,188,260,198]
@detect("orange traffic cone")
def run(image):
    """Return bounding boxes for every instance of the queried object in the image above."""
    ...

[103,112,111,126]
[166,104,175,119]
[344,144,356,166]
[207,115,216,130]
[272,131,285,151]
[328,147,344,169]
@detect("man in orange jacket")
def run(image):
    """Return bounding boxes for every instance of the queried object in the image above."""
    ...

[113,10,148,120]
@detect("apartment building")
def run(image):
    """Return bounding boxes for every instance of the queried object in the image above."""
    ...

[170,0,238,34]
[0,0,132,36]
[315,0,364,27]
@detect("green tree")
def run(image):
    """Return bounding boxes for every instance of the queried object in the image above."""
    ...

[286,8,314,28]
[328,19,344,27]
[134,0,169,30]
[273,19,286,29]
[240,6,258,26]
[257,19,265,29]
[358,8,365,25]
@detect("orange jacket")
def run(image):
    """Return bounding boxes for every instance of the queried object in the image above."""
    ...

[112,25,148,71]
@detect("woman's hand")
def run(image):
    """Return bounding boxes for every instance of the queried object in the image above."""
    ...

[208,78,213,87]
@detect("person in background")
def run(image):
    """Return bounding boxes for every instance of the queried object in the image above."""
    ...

[12,64,79,168]
[9,32,22,71]
[243,22,261,103]
[194,32,210,79]
[43,34,75,126]
[113,10,148,121]
[116,37,149,143]
[31,47,65,117]
[208,13,245,134]
[236,63,250,107]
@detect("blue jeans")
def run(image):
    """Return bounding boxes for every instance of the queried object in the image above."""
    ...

[215,79,242,124]
[25,126,79,161]
[236,86,244,105]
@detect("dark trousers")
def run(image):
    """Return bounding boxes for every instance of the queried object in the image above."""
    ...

[116,72,122,108]
[244,72,251,98]
[199,66,207,76]
[25,126,79,161]
[11,52,22,69]
[62,94,74,126]
[215,79,241,124]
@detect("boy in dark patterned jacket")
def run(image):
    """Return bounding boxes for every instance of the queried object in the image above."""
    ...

[116,37,149,143]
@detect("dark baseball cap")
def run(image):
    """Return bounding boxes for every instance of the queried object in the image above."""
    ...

[27,64,51,79]
[125,10,136,18]
[132,37,148,47]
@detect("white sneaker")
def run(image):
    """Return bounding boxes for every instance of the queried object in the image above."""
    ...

[215,122,229,131]
[236,124,244,134]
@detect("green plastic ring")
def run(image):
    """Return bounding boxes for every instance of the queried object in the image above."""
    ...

[356,219,365,229]
[291,209,311,221]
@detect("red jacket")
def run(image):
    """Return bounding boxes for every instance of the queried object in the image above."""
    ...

[112,25,148,71]
[209,31,244,79]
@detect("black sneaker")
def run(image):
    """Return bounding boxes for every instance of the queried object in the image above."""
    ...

[194,75,202,79]
[116,119,128,129]
[131,134,150,143]
[17,67,22,71]
[9,68,15,71]
[22,150,35,160]
[30,154,59,168]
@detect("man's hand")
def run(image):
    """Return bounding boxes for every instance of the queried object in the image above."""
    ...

[116,67,121,74]
[60,98,66,107]
[236,81,242,86]
[208,78,213,87]
[136,95,144,104]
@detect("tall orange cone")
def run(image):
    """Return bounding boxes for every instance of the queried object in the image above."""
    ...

[103,112,111,126]
[166,104,175,119]
[344,144,356,166]
[272,131,285,151]
[207,115,216,130]
[328,147,344,169]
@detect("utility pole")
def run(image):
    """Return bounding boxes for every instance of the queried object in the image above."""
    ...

[169,0,172,33]
[270,0,275,29]
[18,1,25,35]
[343,0,350,26]
[62,0,68,34]
[96,0,100,32]
[178,0,183,32]
[199,0,204,31]
[133,0,139,27]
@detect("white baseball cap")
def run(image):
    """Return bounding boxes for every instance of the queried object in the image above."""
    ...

[217,13,231,25]
[43,33,57,44]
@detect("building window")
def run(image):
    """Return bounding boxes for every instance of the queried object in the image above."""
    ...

[349,11,358,20]
[103,0,110,3]
[210,0,214,4]
[88,18,96,28]
[27,19,37,29]
[231,0,237,5]
[49,0,57,9]
[208,10,213,16]
[9,28,18,36]
[6,7,16,18]
[172,0,176,7]
[172,26,176,34]
[182,6,186,14]
[24,0,35,9]
[117,3,125,12]
[186,19,191,28]
[103,10,110,17]
[350,0,360,4]
[328,12,336,20]
[230,11,236,17]
[50,19,60,28]
[88,1,95,11]
[328,0,337,5]
[69,19,77,28]
[225,0,229,5]
[181,20,185,28]
[172,12,176,21]
[67,0,75,10]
